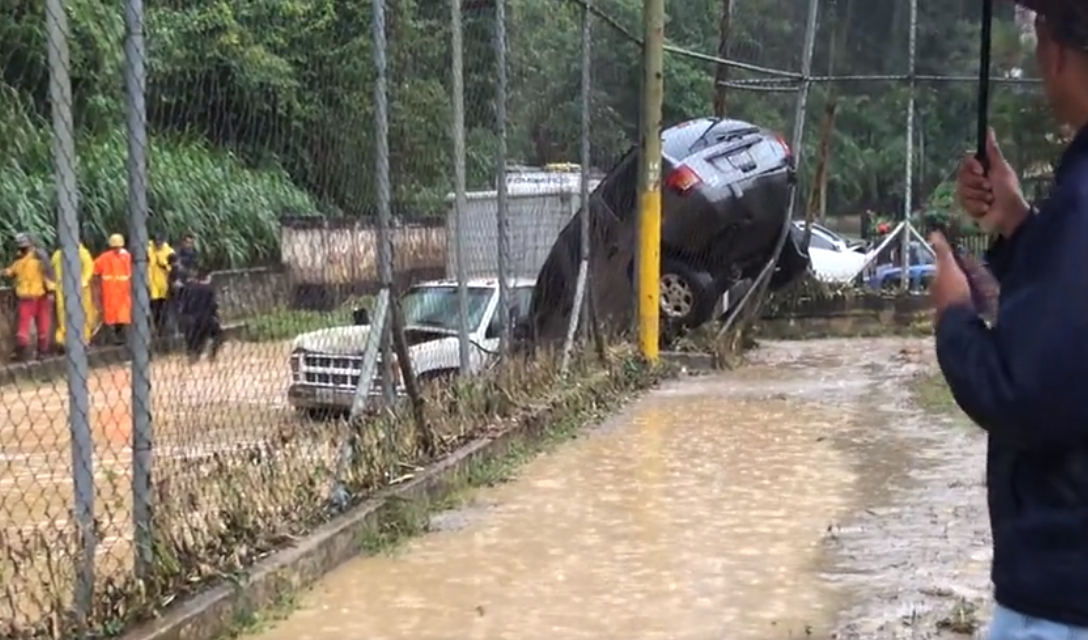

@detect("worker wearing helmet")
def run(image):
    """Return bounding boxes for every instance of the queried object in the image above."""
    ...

[51,241,97,349]
[2,232,56,360]
[93,234,132,344]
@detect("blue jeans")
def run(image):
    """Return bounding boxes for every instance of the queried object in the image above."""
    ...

[989,605,1088,640]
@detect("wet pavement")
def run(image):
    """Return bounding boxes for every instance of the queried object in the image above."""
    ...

[0,341,296,573]
[247,337,993,640]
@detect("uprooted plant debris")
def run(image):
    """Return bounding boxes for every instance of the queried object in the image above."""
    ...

[0,344,666,640]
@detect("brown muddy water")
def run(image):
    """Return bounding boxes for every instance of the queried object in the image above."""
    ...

[248,338,992,640]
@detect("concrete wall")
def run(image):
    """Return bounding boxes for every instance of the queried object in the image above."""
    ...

[279,217,445,285]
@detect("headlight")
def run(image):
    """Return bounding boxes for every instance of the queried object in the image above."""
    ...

[290,349,303,375]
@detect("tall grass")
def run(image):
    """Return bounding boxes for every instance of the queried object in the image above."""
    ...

[0,123,315,268]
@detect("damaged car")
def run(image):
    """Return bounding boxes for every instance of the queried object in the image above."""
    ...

[528,117,811,343]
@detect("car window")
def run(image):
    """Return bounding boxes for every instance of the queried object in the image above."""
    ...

[805,230,837,251]
[487,286,535,336]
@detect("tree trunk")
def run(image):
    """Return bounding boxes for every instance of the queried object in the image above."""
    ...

[712,0,733,117]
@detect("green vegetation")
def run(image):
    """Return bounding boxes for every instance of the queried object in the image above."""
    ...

[2,0,1052,264]
[244,306,354,342]
[908,372,971,427]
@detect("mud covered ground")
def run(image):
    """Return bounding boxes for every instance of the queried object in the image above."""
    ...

[245,337,993,640]
[744,338,991,639]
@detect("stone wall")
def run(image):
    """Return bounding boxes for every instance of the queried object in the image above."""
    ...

[756,292,933,339]
[0,267,289,362]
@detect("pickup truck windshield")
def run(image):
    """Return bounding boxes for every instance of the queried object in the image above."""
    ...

[402,286,493,332]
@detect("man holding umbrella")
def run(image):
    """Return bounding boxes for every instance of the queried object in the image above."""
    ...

[933,1,1088,637]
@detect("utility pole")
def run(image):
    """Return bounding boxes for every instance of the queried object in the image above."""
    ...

[636,0,664,361]
[712,0,733,117]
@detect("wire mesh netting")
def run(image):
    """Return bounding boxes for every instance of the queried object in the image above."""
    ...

[0,0,1052,636]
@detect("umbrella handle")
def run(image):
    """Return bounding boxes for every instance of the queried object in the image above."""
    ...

[976,0,994,173]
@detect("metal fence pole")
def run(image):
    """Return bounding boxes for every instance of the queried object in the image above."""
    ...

[374,0,395,404]
[494,0,511,353]
[451,0,471,374]
[45,0,95,617]
[716,0,820,338]
[900,0,918,289]
[124,0,154,576]
[579,2,592,315]
[561,0,593,372]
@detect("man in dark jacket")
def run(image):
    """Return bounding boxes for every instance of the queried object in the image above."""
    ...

[936,1,1088,637]
[178,266,223,364]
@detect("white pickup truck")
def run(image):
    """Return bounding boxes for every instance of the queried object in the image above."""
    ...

[287,277,535,416]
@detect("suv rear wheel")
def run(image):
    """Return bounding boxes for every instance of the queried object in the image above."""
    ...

[659,258,717,329]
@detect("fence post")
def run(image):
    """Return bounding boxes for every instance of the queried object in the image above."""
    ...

[373,0,395,405]
[900,0,919,289]
[716,0,821,339]
[636,0,664,362]
[124,0,154,577]
[45,0,95,618]
[495,0,511,353]
[451,0,471,374]
[561,0,593,373]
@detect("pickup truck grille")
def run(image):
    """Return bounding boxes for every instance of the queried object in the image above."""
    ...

[298,353,381,389]
[303,371,359,387]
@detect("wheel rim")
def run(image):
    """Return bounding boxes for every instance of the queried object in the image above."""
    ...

[659,273,694,318]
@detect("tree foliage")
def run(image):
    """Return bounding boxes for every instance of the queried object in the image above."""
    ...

[0,0,1058,265]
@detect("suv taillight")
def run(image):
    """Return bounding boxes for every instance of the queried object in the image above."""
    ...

[775,134,791,157]
[665,165,700,193]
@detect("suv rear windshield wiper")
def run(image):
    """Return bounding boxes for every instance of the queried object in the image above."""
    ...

[689,118,722,153]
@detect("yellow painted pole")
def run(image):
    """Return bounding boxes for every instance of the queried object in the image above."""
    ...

[636,0,664,362]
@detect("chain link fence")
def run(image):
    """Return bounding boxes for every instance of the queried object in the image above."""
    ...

[0,0,1051,636]
[716,0,1045,292]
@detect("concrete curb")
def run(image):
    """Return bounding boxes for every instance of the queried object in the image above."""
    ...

[119,367,649,640]
[0,322,246,387]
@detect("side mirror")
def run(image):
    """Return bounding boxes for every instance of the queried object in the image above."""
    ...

[352,307,370,325]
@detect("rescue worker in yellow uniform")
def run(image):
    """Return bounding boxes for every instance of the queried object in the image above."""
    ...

[148,234,175,337]
[2,232,56,360]
[51,242,97,348]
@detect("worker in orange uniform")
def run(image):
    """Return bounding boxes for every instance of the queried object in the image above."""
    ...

[94,234,132,345]
[2,233,56,361]
[52,241,97,349]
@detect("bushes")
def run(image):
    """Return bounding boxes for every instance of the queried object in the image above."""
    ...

[0,127,315,268]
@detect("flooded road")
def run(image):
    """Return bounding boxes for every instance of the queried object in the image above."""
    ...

[0,341,296,573]
[248,338,992,640]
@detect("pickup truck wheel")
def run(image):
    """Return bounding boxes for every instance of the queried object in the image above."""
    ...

[659,258,717,329]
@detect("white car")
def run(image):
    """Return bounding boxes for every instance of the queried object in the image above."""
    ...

[791,221,870,283]
[287,277,535,415]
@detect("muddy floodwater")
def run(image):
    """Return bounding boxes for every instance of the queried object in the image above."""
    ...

[249,338,992,640]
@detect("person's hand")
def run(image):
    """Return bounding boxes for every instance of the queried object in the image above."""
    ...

[956,128,1029,237]
[929,232,972,320]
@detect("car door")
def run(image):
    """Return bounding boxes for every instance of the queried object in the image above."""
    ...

[805,229,867,282]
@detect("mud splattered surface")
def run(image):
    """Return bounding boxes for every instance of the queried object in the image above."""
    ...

[246,338,992,640]
[746,339,991,640]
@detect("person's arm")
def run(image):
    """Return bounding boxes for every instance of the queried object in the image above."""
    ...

[936,192,1088,450]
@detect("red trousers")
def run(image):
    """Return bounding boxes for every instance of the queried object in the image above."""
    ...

[17,296,52,354]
